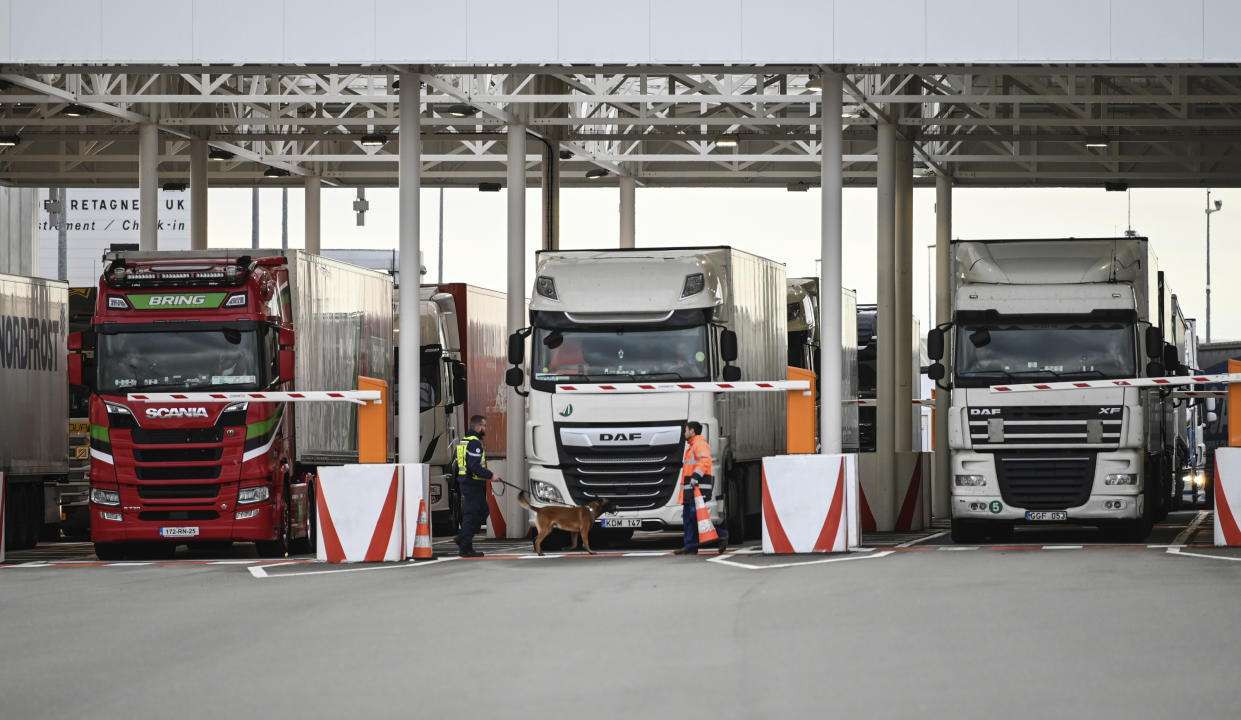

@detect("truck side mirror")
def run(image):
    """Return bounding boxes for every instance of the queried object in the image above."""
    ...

[279,349,295,383]
[722,365,741,382]
[720,330,738,363]
[1146,360,1165,378]
[508,332,525,365]
[1145,327,1163,358]
[928,362,945,381]
[505,367,524,388]
[1209,411,1220,424]
[927,328,944,361]
[1162,344,1180,373]
[68,352,83,386]
[278,328,295,348]
[451,361,467,406]
[1207,398,1218,412]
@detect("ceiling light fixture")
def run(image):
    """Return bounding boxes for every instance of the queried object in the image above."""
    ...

[0,135,20,147]
[61,103,93,117]
[444,103,479,118]
[208,147,235,161]
[161,182,187,192]
[478,182,502,192]
[806,75,823,92]
[360,133,388,147]
[716,134,739,148]
[585,168,609,179]
[1085,136,1111,148]
[263,167,291,178]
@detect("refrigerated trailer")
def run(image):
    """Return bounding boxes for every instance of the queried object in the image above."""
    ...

[0,272,68,549]
[507,246,787,540]
[926,237,1190,542]
[76,250,393,559]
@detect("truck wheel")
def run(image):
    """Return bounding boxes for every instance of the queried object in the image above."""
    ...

[950,519,986,544]
[256,487,291,558]
[289,479,315,555]
[724,470,746,541]
[94,542,127,561]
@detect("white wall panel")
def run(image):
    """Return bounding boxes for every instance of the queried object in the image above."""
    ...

[1111,0,1203,62]
[559,0,650,62]
[1017,0,1109,62]
[12,0,101,63]
[283,0,375,63]
[1204,0,1241,62]
[834,0,925,63]
[651,0,743,63]
[741,0,831,63]
[468,0,557,63]
[927,0,1019,62]
[102,0,192,62]
[193,0,284,62]
[377,0,468,62]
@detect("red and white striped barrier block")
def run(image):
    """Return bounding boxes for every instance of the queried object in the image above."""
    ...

[761,454,859,554]
[556,380,809,394]
[1215,449,1241,547]
[401,464,429,559]
[316,464,404,563]
[989,373,1241,393]
[129,390,381,406]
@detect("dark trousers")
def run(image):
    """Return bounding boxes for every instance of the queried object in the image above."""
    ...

[681,487,727,550]
[457,479,488,549]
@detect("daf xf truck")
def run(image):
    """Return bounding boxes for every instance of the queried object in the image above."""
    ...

[75,250,393,559]
[506,246,786,540]
[927,237,1187,543]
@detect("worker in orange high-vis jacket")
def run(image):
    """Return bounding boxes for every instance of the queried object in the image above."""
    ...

[674,421,729,555]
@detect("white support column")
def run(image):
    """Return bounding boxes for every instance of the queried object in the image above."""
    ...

[820,69,843,455]
[304,174,321,254]
[933,173,953,520]
[189,139,208,250]
[138,123,159,251]
[397,71,422,464]
[876,117,898,518]
[507,125,528,490]
[619,174,636,248]
[894,134,914,453]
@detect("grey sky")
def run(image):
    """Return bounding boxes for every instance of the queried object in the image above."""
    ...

[204,185,1241,343]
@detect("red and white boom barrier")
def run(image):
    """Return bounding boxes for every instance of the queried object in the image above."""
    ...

[128,390,381,405]
[555,380,809,394]
[852,398,936,407]
[988,373,1241,393]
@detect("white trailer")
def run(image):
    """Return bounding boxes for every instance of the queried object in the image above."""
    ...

[508,246,787,540]
[927,237,1187,542]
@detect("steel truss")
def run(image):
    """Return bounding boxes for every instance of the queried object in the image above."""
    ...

[0,63,1239,188]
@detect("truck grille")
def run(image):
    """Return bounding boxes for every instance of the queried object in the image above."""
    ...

[555,428,683,511]
[135,465,222,481]
[137,483,220,499]
[131,426,225,444]
[133,447,223,463]
[969,406,1122,448]
[138,510,221,521]
[995,452,1097,510]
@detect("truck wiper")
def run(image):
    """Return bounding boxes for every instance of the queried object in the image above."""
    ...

[1012,369,1064,378]
[587,373,640,382]
[960,369,1018,381]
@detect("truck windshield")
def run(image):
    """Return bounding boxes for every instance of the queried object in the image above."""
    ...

[955,320,1136,388]
[531,326,710,383]
[97,328,267,394]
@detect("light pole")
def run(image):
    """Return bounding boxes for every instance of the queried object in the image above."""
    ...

[1206,190,1224,343]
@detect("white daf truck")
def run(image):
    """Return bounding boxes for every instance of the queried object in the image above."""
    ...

[506,247,787,540]
[926,237,1188,543]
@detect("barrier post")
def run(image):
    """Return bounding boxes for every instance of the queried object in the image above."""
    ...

[357,376,388,464]
[786,366,816,454]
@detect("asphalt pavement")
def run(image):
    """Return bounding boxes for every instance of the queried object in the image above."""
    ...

[3,510,1239,719]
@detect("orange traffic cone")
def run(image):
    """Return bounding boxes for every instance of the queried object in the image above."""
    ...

[692,485,718,544]
[412,498,434,560]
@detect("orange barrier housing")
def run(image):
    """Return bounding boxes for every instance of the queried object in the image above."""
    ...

[786,366,816,454]
[1231,360,1241,448]
[357,376,388,463]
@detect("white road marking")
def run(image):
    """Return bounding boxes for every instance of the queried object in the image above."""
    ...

[895,531,948,548]
[1166,547,1241,563]
[707,550,894,571]
[1042,546,1083,550]
[207,560,262,565]
[251,556,458,578]
[939,546,980,551]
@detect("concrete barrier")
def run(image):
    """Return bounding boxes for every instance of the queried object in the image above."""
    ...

[316,464,404,563]
[1215,448,1241,547]
[761,454,859,554]
[857,451,930,532]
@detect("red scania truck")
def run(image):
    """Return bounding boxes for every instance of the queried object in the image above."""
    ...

[73,250,393,560]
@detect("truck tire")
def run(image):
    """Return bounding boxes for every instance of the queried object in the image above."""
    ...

[950,518,986,544]
[724,470,746,542]
[256,485,291,558]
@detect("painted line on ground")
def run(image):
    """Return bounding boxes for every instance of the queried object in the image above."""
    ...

[708,550,895,571]
[251,556,459,578]
[1166,547,1241,563]
[895,531,948,548]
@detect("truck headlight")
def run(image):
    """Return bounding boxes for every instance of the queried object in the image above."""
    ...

[104,401,132,417]
[235,508,261,520]
[1105,474,1138,486]
[954,475,986,487]
[533,481,563,503]
[1194,473,1206,487]
[237,486,270,504]
[90,488,121,506]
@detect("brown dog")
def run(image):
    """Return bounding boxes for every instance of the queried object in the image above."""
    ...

[518,492,617,556]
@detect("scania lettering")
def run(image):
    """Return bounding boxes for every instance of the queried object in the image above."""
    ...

[506,247,788,541]
[927,237,1197,543]
[72,250,393,560]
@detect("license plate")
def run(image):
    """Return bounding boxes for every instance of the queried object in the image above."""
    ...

[159,526,200,538]
[599,518,641,529]
[1025,511,1067,522]
[69,421,89,435]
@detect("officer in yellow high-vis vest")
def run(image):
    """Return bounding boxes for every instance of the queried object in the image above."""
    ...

[454,414,496,558]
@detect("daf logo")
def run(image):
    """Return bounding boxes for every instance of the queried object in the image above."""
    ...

[145,407,209,419]
[599,432,642,442]
[969,408,1001,416]
[149,295,207,306]
[1098,407,1121,416]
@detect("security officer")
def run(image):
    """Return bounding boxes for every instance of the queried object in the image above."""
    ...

[454,414,497,558]
[674,421,729,555]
